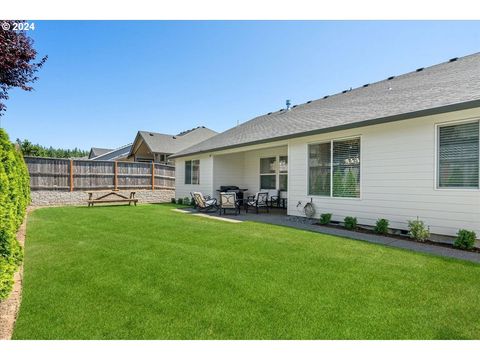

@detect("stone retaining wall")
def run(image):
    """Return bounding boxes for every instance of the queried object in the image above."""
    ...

[30,189,175,206]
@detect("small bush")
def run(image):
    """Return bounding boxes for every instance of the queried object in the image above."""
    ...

[374,218,389,235]
[171,198,176,204]
[177,198,183,205]
[344,216,357,230]
[408,217,430,242]
[454,229,477,250]
[319,213,332,225]
[183,196,191,206]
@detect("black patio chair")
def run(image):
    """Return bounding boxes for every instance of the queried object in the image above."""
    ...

[245,192,269,214]
[192,192,219,213]
[219,192,241,215]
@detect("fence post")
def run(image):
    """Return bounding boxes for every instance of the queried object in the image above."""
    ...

[69,159,74,192]
[114,161,118,191]
[151,162,155,191]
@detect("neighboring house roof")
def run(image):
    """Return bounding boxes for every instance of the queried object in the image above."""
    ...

[90,144,133,161]
[172,52,480,159]
[88,147,112,159]
[129,126,218,156]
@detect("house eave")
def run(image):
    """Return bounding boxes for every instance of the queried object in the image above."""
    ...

[170,99,480,159]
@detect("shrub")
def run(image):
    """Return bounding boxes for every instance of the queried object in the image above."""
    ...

[374,218,389,235]
[344,216,357,230]
[408,217,430,242]
[319,213,332,225]
[454,229,477,250]
[183,196,191,206]
[0,128,30,300]
[171,198,176,204]
[177,198,183,205]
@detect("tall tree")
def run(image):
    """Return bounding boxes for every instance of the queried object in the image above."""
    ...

[0,20,47,116]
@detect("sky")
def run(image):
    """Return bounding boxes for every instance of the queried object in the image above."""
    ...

[2,20,480,150]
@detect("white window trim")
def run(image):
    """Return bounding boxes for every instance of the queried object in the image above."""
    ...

[434,118,480,191]
[306,135,362,200]
[259,155,288,190]
[185,159,200,185]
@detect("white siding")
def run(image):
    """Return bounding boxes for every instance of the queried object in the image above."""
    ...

[288,108,480,237]
[175,155,214,199]
[212,153,246,191]
[242,146,288,197]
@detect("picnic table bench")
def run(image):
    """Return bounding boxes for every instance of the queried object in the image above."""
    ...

[86,191,138,207]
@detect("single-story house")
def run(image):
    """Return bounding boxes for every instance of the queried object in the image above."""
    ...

[171,53,480,238]
[127,126,217,164]
[89,144,133,161]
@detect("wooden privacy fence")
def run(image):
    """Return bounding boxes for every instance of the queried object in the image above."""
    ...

[24,157,175,191]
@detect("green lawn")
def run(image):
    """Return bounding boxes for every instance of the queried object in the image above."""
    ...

[13,204,480,339]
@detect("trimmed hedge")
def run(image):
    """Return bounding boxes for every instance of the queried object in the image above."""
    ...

[0,128,30,300]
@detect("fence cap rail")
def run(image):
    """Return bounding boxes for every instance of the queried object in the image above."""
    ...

[24,156,175,169]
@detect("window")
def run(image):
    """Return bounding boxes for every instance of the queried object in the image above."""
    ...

[332,138,361,198]
[279,156,288,191]
[308,143,331,196]
[438,121,479,188]
[185,160,200,185]
[308,137,361,198]
[260,157,276,189]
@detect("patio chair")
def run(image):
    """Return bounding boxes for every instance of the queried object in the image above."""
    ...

[245,192,269,214]
[219,192,241,215]
[192,192,219,213]
[270,190,287,208]
[260,189,279,207]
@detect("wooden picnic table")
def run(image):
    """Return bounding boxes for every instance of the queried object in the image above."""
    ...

[86,190,138,207]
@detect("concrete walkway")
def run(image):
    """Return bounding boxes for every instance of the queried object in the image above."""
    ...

[180,208,480,264]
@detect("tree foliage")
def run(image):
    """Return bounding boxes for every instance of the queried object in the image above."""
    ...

[0,128,30,300]
[16,138,88,158]
[0,20,47,116]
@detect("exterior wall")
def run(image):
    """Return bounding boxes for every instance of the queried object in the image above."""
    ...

[133,141,154,162]
[175,155,214,199]
[212,153,246,191]
[30,189,175,206]
[288,108,480,237]
[242,146,288,197]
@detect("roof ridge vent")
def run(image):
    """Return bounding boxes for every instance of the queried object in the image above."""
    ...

[387,76,395,80]
[323,95,329,99]
[306,100,312,104]
[416,67,424,72]
[363,84,369,87]
[449,57,458,62]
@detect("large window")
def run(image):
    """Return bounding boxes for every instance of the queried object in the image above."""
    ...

[438,121,479,188]
[260,157,276,189]
[308,137,361,198]
[184,160,200,185]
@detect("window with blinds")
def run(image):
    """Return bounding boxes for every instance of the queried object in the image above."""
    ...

[308,138,360,198]
[438,121,479,188]
[332,138,361,198]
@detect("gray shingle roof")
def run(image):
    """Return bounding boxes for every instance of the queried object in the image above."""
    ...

[90,144,132,161]
[134,126,218,154]
[172,53,480,158]
[89,147,112,159]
